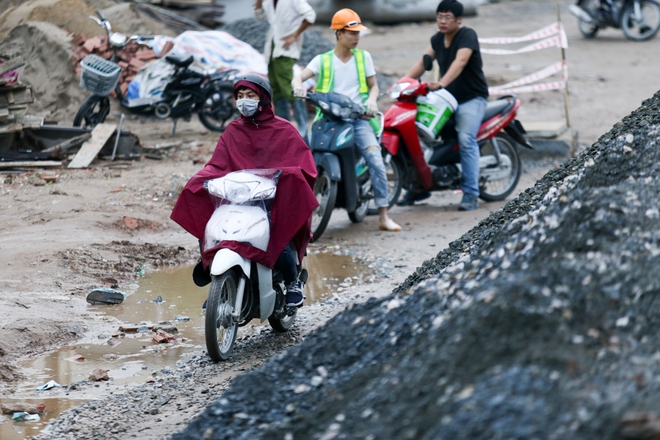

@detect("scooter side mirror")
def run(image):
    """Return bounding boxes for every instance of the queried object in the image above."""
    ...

[423,54,433,72]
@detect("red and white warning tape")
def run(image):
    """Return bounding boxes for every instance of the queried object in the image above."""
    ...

[480,23,569,95]
[478,22,565,45]
[480,34,567,55]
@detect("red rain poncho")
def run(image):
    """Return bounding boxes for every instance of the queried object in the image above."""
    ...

[170,82,318,269]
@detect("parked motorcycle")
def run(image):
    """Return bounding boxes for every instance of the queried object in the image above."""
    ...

[303,90,403,242]
[569,0,660,41]
[203,169,306,361]
[383,55,532,206]
[74,11,238,134]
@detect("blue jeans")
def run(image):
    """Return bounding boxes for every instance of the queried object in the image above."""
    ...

[274,244,296,285]
[454,97,487,196]
[353,119,388,208]
[274,98,309,136]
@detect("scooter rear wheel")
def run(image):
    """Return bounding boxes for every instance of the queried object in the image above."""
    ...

[577,0,601,38]
[73,95,110,128]
[198,82,238,132]
[310,167,337,242]
[205,271,239,361]
[268,308,297,332]
[478,133,521,202]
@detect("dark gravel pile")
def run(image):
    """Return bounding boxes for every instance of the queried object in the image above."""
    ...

[172,92,660,440]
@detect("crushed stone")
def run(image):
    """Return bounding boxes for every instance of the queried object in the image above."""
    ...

[167,93,660,439]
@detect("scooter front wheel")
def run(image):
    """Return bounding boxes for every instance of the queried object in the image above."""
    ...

[73,95,110,128]
[205,270,239,361]
[348,198,368,223]
[621,0,660,41]
[310,167,337,243]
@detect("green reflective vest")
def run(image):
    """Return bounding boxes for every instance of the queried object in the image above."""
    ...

[314,49,380,134]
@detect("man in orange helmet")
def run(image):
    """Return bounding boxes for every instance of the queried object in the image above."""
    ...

[291,8,402,232]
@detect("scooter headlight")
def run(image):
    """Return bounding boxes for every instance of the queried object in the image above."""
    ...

[252,187,276,200]
[109,32,127,46]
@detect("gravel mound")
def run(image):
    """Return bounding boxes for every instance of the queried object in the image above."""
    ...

[171,92,660,440]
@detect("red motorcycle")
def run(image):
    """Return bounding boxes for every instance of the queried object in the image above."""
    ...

[381,56,533,206]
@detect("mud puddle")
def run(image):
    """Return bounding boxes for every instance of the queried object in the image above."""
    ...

[0,251,372,439]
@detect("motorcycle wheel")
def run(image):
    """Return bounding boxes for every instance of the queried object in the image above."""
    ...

[205,271,239,361]
[348,198,368,223]
[310,167,337,243]
[577,0,601,38]
[268,308,297,332]
[367,153,405,216]
[478,133,521,202]
[198,82,238,132]
[621,0,660,41]
[73,95,110,128]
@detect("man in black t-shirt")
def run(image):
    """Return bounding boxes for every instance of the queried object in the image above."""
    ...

[400,0,488,211]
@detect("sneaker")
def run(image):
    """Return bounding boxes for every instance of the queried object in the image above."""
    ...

[396,190,431,206]
[458,193,479,211]
[285,280,304,307]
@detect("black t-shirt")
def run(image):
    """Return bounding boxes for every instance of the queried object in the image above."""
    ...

[431,27,489,104]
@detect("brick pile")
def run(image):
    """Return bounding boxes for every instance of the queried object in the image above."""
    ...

[70,34,158,96]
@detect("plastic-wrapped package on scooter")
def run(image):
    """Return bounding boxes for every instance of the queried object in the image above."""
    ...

[203,169,281,252]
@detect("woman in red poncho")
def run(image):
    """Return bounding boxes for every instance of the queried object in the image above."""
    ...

[171,74,318,307]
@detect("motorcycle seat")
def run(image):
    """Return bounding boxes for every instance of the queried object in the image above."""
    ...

[483,99,511,121]
[165,55,194,68]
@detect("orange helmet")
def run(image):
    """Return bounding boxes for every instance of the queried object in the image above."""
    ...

[330,8,367,31]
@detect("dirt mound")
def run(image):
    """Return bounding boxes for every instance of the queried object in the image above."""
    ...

[0,22,87,121]
[57,241,195,283]
[0,0,176,122]
[170,92,660,439]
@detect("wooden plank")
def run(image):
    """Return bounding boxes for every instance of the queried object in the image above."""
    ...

[67,123,117,169]
[0,122,22,133]
[0,86,33,107]
[0,161,62,169]
[43,133,92,155]
[521,120,568,139]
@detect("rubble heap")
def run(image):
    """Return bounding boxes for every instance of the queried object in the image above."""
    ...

[171,92,660,439]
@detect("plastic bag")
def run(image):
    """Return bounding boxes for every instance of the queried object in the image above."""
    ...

[204,169,281,252]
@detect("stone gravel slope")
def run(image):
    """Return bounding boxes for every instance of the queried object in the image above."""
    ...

[172,92,660,440]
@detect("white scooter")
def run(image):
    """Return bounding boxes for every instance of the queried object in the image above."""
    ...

[203,170,307,361]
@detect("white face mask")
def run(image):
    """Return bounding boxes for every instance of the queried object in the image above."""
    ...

[236,98,260,117]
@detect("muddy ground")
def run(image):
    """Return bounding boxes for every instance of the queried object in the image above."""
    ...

[0,0,659,438]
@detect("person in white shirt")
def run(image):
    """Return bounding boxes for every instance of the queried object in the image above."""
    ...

[254,0,315,135]
[291,9,401,232]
